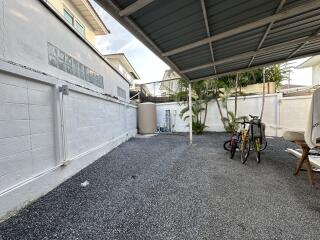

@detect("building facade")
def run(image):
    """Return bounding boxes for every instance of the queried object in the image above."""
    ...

[104,53,140,88]
[46,0,109,47]
[0,0,137,219]
[159,69,181,96]
[298,55,320,86]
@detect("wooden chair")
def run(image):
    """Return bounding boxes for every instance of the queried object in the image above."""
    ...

[283,131,315,185]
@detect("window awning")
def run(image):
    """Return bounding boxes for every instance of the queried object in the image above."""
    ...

[95,0,320,81]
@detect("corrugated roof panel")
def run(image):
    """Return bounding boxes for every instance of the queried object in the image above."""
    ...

[257,42,302,55]
[186,67,216,79]
[100,0,320,80]
[213,27,267,60]
[131,0,207,52]
[295,39,320,56]
[263,9,320,47]
[206,0,279,34]
[215,59,251,74]
[282,0,311,10]
[169,45,212,70]
[253,53,294,66]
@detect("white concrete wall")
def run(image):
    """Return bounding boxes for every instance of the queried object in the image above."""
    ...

[0,0,129,99]
[312,65,320,86]
[156,102,188,132]
[156,93,311,137]
[0,0,137,220]
[279,96,311,135]
[0,61,137,220]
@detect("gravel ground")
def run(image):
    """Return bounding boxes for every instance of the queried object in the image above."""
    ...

[1,133,320,240]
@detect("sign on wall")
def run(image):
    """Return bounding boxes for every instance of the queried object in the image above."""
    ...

[48,43,104,88]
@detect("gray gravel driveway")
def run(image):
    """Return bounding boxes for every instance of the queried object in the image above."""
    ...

[1,133,320,239]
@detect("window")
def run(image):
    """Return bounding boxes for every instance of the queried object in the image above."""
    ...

[75,20,85,36]
[63,8,85,37]
[63,9,74,25]
[117,86,126,99]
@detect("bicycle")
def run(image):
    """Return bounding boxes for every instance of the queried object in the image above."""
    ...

[223,118,248,159]
[239,115,267,164]
[223,115,267,162]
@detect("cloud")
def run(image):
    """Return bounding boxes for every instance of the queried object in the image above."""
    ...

[90,0,169,83]
[96,37,112,54]
[118,38,141,53]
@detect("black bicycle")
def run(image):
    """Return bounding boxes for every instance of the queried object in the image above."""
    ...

[239,115,267,164]
[224,115,267,163]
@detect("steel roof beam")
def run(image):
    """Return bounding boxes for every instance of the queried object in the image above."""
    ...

[162,0,320,57]
[119,0,154,17]
[190,49,320,82]
[95,0,189,80]
[181,33,320,73]
[287,28,320,59]
[200,0,216,74]
[248,0,286,67]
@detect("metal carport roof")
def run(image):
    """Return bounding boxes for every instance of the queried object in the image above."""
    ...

[95,0,320,81]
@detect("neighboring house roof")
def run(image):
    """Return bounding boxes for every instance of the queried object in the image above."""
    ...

[162,69,180,81]
[160,69,180,92]
[104,53,140,80]
[135,83,152,96]
[72,0,110,35]
[297,55,320,69]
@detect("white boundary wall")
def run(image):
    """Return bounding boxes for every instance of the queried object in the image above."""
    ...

[156,93,311,137]
[0,0,137,219]
[0,60,137,220]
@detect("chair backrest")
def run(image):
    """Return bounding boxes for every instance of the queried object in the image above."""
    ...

[304,88,320,148]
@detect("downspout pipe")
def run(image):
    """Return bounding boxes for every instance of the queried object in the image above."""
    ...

[188,82,193,145]
[260,67,266,120]
[59,85,70,165]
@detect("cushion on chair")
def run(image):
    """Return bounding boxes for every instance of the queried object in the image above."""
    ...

[283,131,305,142]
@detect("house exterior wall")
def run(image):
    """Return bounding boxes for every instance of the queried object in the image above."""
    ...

[107,58,134,85]
[156,93,311,137]
[0,0,137,220]
[47,0,97,45]
[0,0,129,100]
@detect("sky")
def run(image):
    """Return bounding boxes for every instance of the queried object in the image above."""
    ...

[90,1,313,87]
[90,1,169,84]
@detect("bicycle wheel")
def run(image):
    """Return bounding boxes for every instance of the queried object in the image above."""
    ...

[254,138,261,163]
[230,139,237,159]
[261,137,267,151]
[240,133,250,164]
[223,140,232,151]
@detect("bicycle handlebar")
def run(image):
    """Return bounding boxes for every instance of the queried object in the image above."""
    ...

[249,114,260,119]
[235,120,250,124]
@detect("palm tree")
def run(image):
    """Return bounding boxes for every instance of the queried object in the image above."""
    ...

[176,79,214,134]
[265,64,290,91]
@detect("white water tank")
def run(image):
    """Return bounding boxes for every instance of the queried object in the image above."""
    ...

[138,102,157,134]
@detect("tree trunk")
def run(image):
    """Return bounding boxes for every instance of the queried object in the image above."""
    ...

[235,73,239,119]
[203,101,208,126]
[215,98,226,129]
